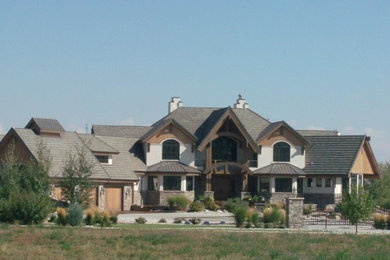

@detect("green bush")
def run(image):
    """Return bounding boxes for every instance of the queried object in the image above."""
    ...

[158,218,167,223]
[67,203,83,226]
[167,195,190,211]
[101,212,111,227]
[189,218,201,225]
[203,196,219,211]
[224,198,248,213]
[109,215,118,224]
[251,212,260,227]
[234,207,247,228]
[135,217,147,224]
[84,209,95,225]
[189,201,205,212]
[94,210,102,224]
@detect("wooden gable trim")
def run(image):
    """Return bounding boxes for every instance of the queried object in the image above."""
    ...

[142,119,197,144]
[197,108,260,153]
[350,137,380,178]
[257,122,310,147]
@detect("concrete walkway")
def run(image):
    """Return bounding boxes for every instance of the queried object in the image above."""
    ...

[118,211,235,224]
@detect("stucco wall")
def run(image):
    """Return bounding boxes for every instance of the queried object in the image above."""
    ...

[303,177,342,195]
[146,143,194,166]
[258,145,305,169]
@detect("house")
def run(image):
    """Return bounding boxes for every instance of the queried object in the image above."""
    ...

[0,96,380,211]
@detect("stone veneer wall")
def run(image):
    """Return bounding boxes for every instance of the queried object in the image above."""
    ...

[123,186,132,211]
[286,197,304,229]
[159,191,195,206]
[270,193,298,205]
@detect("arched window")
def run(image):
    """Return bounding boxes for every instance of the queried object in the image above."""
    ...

[273,142,290,162]
[162,139,180,160]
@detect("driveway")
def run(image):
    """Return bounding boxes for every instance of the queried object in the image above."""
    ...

[118,211,235,224]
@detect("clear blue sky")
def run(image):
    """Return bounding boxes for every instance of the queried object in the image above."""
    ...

[0,1,389,161]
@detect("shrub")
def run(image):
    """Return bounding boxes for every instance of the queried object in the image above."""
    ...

[84,208,95,225]
[48,215,57,223]
[263,207,273,223]
[273,201,285,209]
[56,208,67,226]
[158,218,167,223]
[135,217,147,224]
[234,207,247,228]
[189,201,205,212]
[101,211,111,227]
[224,198,248,213]
[67,203,83,226]
[167,195,190,211]
[303,205,313,215]
[109,215,118,224]
[374,213,387,229]
[251,212,260,227]
[203,196,219,211]
[94,209,102,224]
[279,209,286,225]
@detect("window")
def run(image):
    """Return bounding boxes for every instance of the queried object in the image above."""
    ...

[148,176,158,191]
[212,137,237,162]
[163,176,181,191]
[162,140,180,160]
[325,178,332,188]
[186,176,194,191]
[249,152,258,167]
[316,178,322,188]
[275,178,292,192]
[260,177,270,193]
[307,178,313,188]
[273,142,291,162]
[96,155,109,164]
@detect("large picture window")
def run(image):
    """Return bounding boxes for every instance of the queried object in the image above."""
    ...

[148,176,158,191]
[162,139,180,160]
[275,178,292,192]
[273,142,291,162]
[212,137,237,162]
[186,176,194,191]
[163,176,181,191]
[260,177,270,193]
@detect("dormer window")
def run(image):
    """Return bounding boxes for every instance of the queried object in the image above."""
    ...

[162,139,180,160]
[95,155,112,165]
[273,142,290,162]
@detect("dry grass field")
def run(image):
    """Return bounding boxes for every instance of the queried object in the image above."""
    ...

[0,224,390,259]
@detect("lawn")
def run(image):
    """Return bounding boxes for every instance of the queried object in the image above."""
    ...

[0,224,389,259]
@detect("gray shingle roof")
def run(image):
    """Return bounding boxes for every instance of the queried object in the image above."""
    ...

[14,128,111,180]
[78,134,119,154]
[140,118,197,142]
[253,163,306,175]
[26,118,65,132]
[92,125,151,139]
[304,135,365,175]
[94,135,147,180]
[298,130,339,136]
[232,108,270,141]
[147,161,201,174]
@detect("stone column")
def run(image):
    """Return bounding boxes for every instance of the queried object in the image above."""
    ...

[98,185,105,212]
[286,197,304,229]
[292,178,297,194]
[123,186,132,211]
[181,175,186,191]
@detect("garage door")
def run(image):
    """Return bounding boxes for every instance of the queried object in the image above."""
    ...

[105,187,122,212]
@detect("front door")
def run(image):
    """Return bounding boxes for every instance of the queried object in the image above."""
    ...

[211,175,230,200]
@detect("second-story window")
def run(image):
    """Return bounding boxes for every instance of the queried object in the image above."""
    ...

[212,137,237,162]
[273,142,291,162]
[162,139,180,160]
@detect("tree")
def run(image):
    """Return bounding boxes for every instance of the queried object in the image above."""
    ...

[366,161,390,209]
[0,141,54,224]
[60,145,94,208]
[339,186,375,234]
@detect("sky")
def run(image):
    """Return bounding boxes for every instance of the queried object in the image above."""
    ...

[0,1,389,161]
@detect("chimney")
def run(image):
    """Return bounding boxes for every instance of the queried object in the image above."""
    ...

[233,94,249,109]
[168,97,183,114]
